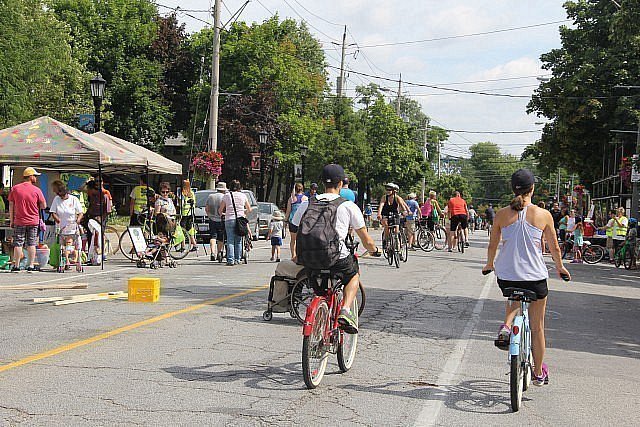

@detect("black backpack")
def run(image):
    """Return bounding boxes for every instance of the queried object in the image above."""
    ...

[296,196,347,270]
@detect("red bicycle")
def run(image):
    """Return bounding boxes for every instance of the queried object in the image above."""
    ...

[302,270,359,389]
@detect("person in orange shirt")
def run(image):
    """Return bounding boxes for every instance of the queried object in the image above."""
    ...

[447,191,469,252]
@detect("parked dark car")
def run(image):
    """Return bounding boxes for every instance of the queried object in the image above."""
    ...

[194,189,259,242]
[257,202,284,239]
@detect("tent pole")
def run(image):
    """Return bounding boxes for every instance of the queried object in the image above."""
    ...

[99,163,104,271]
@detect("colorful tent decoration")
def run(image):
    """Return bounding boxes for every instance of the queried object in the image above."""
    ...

[94,132,181,175]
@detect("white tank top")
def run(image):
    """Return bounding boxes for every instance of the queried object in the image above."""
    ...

[494,205,549,281]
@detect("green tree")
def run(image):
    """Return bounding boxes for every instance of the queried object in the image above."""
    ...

[433,174,471,207]
[51,0,171,148]
[527,0,640,182]
[0,0,88,128]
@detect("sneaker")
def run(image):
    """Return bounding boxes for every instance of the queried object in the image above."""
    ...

[26,266,39,273]
[226,262,235,266]
[276,258,281,262]
[217,252,223,262]
[447,248,453,253]
[464,242,470,247]
[494,324,510,350]
[532,363,549,386]
[570,259,580,264]
[210,254,216,261]
[10,266,20,272]
[189,246,198,253]
[270,257,275,261]
[337,308,358,334]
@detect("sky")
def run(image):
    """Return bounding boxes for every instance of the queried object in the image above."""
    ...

[157,0,569,158]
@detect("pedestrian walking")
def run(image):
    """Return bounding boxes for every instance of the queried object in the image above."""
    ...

[405,192,420,249]
[268,210,284,262]
[219,180,252,266]
[285,183,308,259]
[206,182,227,262]
[8,167,47,271]
[179,179,197,252]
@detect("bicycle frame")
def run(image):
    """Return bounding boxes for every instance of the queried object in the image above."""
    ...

[509,301,530,358]
[302,276,342,354]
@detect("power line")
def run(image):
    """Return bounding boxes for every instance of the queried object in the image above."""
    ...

[355,19,571,48]
[291,0,343,27]
[281,0,340,42]
[444,129,542,134]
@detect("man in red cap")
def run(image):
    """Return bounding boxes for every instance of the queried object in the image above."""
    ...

[8,167,47,272]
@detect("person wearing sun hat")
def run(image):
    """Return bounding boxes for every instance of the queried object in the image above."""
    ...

[8,167,47,272]
[267,209,285,262]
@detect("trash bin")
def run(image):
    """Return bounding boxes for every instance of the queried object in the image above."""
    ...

[35,246,50,269]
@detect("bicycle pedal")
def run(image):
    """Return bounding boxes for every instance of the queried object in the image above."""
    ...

[494,339,509,350]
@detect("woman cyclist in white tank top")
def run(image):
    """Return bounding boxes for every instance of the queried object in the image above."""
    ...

[483,169,570,386]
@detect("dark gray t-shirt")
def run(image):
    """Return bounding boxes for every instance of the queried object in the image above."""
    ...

[206,192,224,222]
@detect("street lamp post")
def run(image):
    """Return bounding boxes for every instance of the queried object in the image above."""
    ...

[90,73,106,133]
[258,131,268,201]
[300,145,309,185]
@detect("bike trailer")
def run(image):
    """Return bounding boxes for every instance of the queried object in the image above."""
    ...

[264,260,306,320]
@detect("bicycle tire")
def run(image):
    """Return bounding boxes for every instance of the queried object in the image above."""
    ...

[393,234,400,269]
[417,228,434,252]
[291,277,314,323]
[167,236,190,260]
[302,299,329,389]
[337,298,358,372]
[104,226,121,256]
[118,229,137,261]
[583,245,604,264]
[523,349,532,392]
[357,282,366,316]
[399,230,408,263]
[510,353,524,412]
[615,247,624,268]
[624,249,634,270]
[433,227,446,250]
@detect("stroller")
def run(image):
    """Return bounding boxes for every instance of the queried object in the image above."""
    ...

[263,260,312,322]
[135,214,177,269]
[54,224,84,273]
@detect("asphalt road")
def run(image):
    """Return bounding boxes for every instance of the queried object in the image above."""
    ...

[0,231,638,426]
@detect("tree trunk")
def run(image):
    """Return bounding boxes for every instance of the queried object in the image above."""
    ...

[266,165,275,202]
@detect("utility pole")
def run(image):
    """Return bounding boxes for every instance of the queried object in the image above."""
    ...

[337,26,347,97]
[208,0,221,155]
[437,139,441,178]
[396,73,402,115]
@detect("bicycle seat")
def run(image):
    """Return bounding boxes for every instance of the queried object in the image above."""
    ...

[307,269,343,294]
[504,287,537,302]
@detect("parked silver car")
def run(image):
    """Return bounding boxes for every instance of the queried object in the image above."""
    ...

[194,189,259,242]
[257,202,284,239]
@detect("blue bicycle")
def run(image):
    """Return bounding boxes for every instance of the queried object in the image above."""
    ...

[483,270,569,412]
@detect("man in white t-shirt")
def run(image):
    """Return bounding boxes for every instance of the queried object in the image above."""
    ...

[291,164,381,334]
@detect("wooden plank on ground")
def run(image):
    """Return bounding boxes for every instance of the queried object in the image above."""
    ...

[33,291,124,304]
[53,293,127,306]
[0,283,88,291]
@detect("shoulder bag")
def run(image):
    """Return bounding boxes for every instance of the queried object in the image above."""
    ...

[230,191,249,236]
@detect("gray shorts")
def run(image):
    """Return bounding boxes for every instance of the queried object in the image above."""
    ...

[13,225,39,247]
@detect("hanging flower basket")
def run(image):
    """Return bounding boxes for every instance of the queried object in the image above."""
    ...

[573,184,585,196]
[191,151,224,181]
[619,157,632,189]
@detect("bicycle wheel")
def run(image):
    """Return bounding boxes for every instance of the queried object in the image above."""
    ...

[399,230,408,262]
[386,236,394,266]
[615,248,624,268]
[337,298,358,372]
[167,236,190,260]
[416,228,433,252]
[302,299,329,389]
[583,245,604,264]
[510,353,524,412]
[118,229,137,261]
[357,282,366,316]
[392,234,400,269]
[104,226,121,256]
[624,249,634,270]
[433,227,446,250]
[291,277,313,323]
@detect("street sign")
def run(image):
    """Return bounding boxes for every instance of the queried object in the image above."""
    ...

[294,164,303,180]
[632,155,640,183]
[78,114,95,133]
[250,153,261,172]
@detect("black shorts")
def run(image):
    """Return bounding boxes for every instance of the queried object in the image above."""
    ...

[288,223,299,233]
[306,255,360,295]
[208,220,225,241]
[497,278,548,300]
[558,229,566,242]
[450,214,468,231]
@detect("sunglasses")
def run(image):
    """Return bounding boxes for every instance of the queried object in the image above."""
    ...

[161,191,169,194]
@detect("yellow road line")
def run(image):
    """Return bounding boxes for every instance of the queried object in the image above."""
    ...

[0,285,268,374]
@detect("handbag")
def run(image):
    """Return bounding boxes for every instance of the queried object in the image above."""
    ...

[230,191,249,236]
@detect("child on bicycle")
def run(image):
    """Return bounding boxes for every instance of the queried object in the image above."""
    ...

[569,216,584,263]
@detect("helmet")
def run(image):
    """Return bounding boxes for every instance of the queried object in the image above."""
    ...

[385,183,399,191]
[630,218,638,226]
